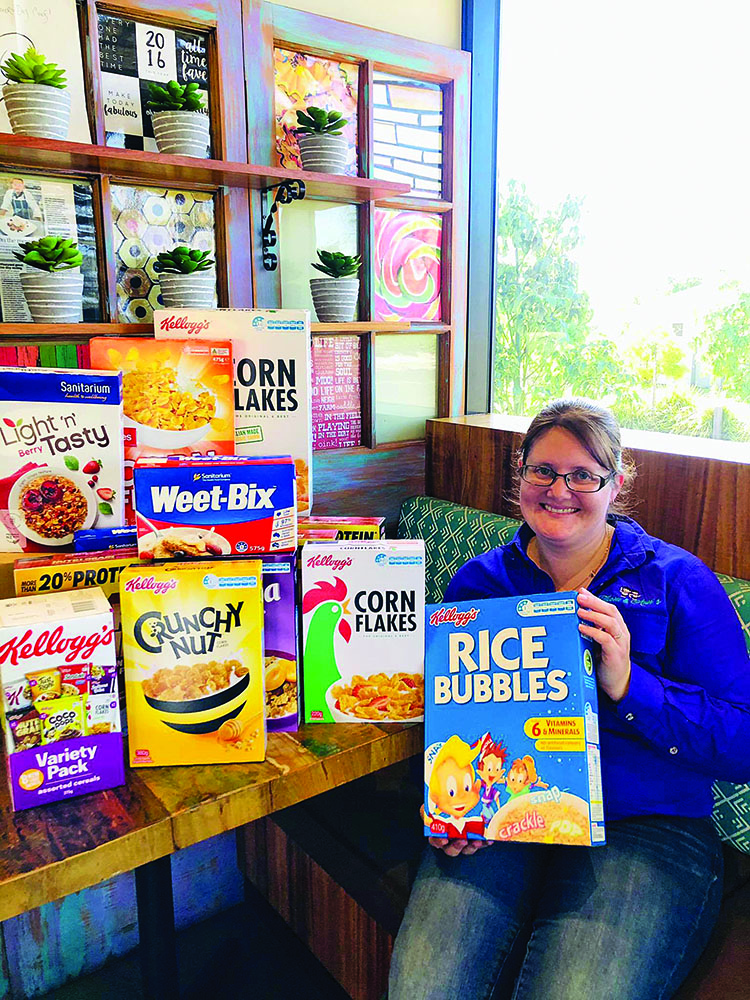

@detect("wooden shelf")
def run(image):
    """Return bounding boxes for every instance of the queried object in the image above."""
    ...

[0,134,412,202]
[0,322,413,339]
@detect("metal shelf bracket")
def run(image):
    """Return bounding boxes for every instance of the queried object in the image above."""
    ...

[260,179,306,271]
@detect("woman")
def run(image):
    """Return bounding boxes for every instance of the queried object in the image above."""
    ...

[389,398,750,1000]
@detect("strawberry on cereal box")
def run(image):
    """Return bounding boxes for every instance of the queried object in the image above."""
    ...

[424,593,605,847]
[89,339,234,522]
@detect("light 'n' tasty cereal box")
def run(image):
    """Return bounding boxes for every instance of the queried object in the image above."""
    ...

[133,454,297,558]
[89,338,235,522]
[154,309,313,515]
[0,588,124,810]
[0,367,124,552]
[262,553,298,732]
[424,593,605,847]
[301,541,425,723]
[120,560,265,766]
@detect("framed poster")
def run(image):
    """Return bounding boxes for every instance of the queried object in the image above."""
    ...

[311,336,361,450]
[0,172,100,322]
[97,12,211,153]
[0,0,91,142]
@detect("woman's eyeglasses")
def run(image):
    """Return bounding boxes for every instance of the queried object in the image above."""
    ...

[520,464,615,493]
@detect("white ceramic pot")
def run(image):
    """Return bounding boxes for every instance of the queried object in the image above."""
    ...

[309,277,359,323]
[3,83,71,139]
[297,133,349,175]
[151,111,210,158]
[20,269,83,323]
[158,269,216,309]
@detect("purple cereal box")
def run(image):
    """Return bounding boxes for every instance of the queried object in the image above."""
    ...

[262,553,298,732]
[0,588,125,810]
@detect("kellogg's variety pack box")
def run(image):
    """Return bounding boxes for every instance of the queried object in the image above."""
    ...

[262,553,298,732]
[0,368,124,552]
[301,541,425,723]
[154,308,313,515]
[424,593,605,847]
[120,560,266,766]
[89,339,235,522]
[0,588,125,810]
[133,455,297,559]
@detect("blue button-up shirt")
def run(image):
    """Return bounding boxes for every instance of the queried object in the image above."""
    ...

[444,516,750,822]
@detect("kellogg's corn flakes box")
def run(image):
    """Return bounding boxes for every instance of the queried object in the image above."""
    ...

[0,367,124,552]
[89,339,235,522]
[154,308,313,515]
[120,560,266,766]
[133,454,297,558]
[301,541,425,723]
[0,588,125,810]
[424,593,605,847]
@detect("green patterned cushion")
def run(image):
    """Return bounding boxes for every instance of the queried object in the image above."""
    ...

[398,497,750,852]
[397,496,520,604]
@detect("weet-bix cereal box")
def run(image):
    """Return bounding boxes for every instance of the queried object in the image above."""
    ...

[424,593,605,847]
[133,455,297,559]
[120,560,265,766]
[74,526,137,551]
[154,308,313,515]
[89,338,235,522]
[262,553,298,732]
[0,588,124,810]
[301,541,425,723]
[0,368,124,551]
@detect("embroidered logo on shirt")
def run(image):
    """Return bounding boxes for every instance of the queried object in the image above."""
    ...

[601,586,663,608]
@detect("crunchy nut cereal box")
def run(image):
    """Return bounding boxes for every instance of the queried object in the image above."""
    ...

[89,338,235,522]
[0,367,124,552]
[154,309,313,515]
[0,588,124,810]
[121,560,266,766]
[301,541,425,723]
[424,593,605,847]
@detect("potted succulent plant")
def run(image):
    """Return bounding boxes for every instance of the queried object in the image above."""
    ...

[309,250,361,323]
[295,106,349,174]
[1,47,70,140]
[146,80,210,158]
[155,247,216,308]
[13,236,83,323]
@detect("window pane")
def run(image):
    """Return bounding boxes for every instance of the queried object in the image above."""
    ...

[311,335,362,450]
[111,184,216,323]
[98,13,211,154]
[274,47,359,176]
[375,334,438,442]
[0,172,101,322]
[373,208,442,321]
[494,1,750,442]
[279,200,359,318]
[373,71,443,198]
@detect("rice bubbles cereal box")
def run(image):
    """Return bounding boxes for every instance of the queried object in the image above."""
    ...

[154,308,313,515]
[424,593,605,847]
[301,541,425,723]
[120,560,265,766]
[0,588,124,810]
[0,368,124,552]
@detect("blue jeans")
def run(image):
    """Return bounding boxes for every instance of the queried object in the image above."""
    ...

[389,815,723,1000]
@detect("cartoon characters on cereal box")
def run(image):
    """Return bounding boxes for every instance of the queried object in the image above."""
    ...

[424,593,606,847]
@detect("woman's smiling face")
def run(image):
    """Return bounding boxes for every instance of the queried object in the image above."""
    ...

[519,426,623,551]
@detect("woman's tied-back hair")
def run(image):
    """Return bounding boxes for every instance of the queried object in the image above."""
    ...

[519,398,636,511]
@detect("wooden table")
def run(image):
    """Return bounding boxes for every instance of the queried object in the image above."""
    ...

[0,722,422,998]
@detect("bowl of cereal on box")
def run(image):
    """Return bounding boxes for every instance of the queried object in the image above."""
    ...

[138,526,231,561]
[141,657,251,733]
[8,467,97,546]
[325,670,424,723]
[265,651,298,722]
[122,363,218,449]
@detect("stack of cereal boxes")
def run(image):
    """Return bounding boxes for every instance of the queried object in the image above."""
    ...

[423,592,605,847]
[0,588,125,809]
